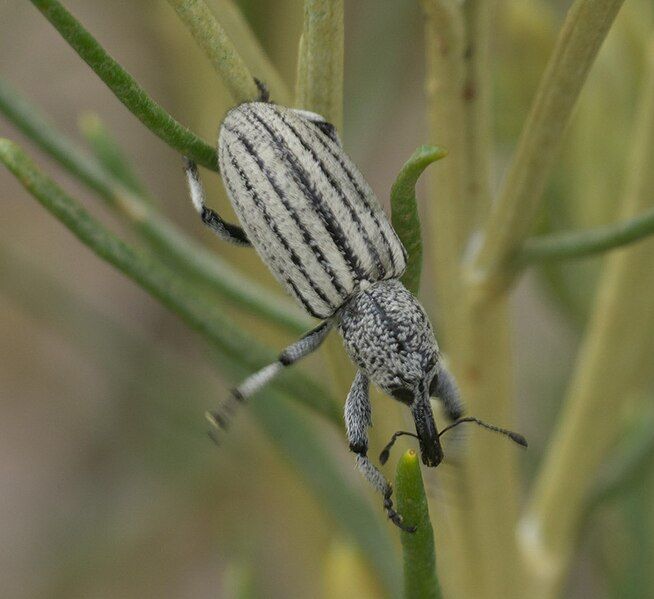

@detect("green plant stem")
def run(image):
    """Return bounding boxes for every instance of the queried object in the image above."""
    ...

[468,0,626,299]
[519,40,654,598]
[517,205,654,265]
[295,0,344,130]
[209,0,291,105]
[165,0,259,104]
[586,404,654,515]
[28,0,219,171]
[0,78,309,335]
[79,112,147,196]
[390,145,448,296]
[395,450,441,599]
[0,138,338,424]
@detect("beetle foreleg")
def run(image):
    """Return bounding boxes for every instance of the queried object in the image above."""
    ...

[184,158,251,246]
[345,371,416,533]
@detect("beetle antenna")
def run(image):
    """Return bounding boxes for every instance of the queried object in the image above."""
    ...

[379,431,419,465]
[438,417,528,448]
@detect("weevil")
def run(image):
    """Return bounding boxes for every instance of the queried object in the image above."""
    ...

[184,84,526,531]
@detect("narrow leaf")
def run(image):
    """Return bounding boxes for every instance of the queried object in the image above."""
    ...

[517,205,654,265]
[78,112,147,196]
[390,145,448,295]
[165,0,259,104]
[29,0,219,170]
[395,450,441,599]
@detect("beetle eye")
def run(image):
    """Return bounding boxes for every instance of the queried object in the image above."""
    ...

[390,386,414,404]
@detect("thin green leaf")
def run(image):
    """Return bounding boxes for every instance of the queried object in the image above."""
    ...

[78,112,147,196]
[165,0,259,104]
[295,0,344,129]
[0,79,309,335]
[517,205,654,265]
[586,405,654,514]
[395,450,441,599]
[209,0,291,105]
[0,138,338,424]
[390,145,448,295]
[28,0,219,170]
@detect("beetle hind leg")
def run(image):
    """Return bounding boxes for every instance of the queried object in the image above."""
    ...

[206,321,333,437]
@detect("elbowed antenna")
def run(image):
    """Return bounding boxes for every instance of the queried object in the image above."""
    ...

[438,417,528,448]
[379,416,527,465]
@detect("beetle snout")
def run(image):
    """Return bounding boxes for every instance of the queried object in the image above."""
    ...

[411,399,444,468]
[420,440,444,468]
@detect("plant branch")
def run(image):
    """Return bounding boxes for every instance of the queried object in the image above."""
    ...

[517,205,654,265]
[468,0,627,298]
[0,78,310,335]
[395,450,441,599]
[519,40,654,597]
[586,404,654,515]
[165,0,259,104]
[0,138,338,424]
[28,0,219,170]
[79,112,148,196]
[209,0,291,105]
[390,145,448,296]
[295,0,344,129]
[462,0,497,224]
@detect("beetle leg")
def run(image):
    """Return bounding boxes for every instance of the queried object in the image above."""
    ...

[345,371,416,532]
[184,158,251,246]
[206,320,333,433]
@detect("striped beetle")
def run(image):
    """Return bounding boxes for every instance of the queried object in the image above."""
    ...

[184,86,526,531]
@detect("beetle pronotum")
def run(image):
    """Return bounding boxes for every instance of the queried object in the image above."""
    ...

[184,85,526,531]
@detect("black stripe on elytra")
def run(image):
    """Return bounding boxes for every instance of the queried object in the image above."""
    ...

[301,118,404,274]
[224,121,349,301]
[264,108,387,280]
[220,159,316,313]
[225,128,346,307]
[224,141,334,316]
[242,107,369,284]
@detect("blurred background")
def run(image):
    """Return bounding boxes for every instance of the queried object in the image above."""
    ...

[1,0,653,597]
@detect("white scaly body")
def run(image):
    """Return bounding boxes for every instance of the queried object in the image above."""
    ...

[184,97,524,531]
[218,102,406,318]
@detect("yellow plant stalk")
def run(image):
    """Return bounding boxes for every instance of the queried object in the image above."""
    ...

[469,0,627,299]
[519,39,654,598]
[422,2,522,597]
